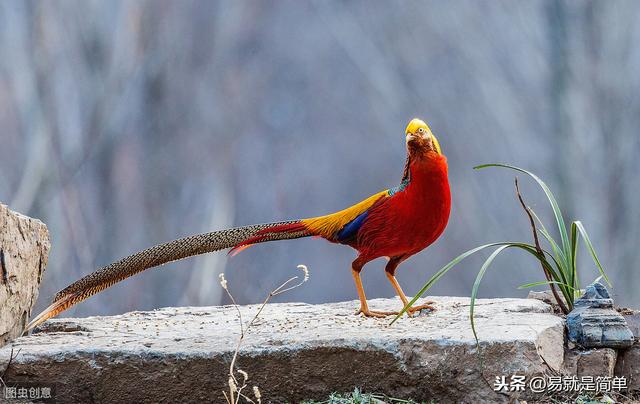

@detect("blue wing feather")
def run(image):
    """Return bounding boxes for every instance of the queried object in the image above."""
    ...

[335,210,370,242]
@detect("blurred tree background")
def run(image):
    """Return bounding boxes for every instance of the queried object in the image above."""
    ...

[1,0,639,317]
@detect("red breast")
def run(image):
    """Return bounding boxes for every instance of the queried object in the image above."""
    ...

[355,153,450,259]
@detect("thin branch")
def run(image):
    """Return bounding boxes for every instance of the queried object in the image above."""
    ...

[515,178,570,314]
[221,265,308,403]
[0,347,21,389]
[226,276,297,384]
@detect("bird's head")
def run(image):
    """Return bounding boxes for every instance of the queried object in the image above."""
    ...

[405,118,442,157]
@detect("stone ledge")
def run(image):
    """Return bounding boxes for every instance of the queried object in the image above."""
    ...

[0,297,564,403]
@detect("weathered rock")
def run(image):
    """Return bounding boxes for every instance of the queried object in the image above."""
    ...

[0,297,564,403]
[0,203,50,348]
[622,312,640,340]
[527,290,568,310]
[563,348,617,378]
[615,343,640,393]
[576,282,614,306]
[566,282,634,348]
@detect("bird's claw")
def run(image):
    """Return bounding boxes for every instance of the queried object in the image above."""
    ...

[355,308,397,318]
[354,301,436,318]
[405,301,436,316]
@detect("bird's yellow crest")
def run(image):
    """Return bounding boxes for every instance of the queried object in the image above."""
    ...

[405,118,430,135]
[405,118,441,154]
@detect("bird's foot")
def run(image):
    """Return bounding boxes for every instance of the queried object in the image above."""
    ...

[355,308,397,318]
[406,301,436,316]
[354,302,436,318]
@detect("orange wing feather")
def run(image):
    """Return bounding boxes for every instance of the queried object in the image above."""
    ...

[301,190,390,240]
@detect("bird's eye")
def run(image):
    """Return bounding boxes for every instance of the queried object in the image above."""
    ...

[418,127,425,134]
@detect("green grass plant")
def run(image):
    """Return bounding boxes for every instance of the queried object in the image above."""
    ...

[392,164,610,343]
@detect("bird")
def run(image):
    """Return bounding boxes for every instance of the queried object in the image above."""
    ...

[26,118,451,331]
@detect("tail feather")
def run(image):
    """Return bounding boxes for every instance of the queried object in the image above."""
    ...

[24,294,77,334]
[25,220,309,333]
[228,222,309,255]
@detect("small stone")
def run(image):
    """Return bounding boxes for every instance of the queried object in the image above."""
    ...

[563,348,617,378]
[566,281,634,348]
[615,342,640,393]
[576,349,617,378]
[574,281,612,306]
[622,312,640,340]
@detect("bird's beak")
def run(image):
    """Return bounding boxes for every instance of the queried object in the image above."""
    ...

[406,132,418,144]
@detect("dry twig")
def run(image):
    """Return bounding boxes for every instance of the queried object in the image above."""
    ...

[220,265,309,404]
[515,178,570,314]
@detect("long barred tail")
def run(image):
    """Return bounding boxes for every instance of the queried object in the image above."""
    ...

[25,220,311,332]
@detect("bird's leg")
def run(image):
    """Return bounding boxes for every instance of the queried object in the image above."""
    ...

[351,258,396,318]
[385,258,435,316]
[385,272,436,315]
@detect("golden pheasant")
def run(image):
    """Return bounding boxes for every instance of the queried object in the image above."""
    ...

[27,118,450,331]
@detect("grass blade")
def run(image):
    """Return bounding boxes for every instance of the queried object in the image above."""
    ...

[574,221,611,287]
[474,244,573,308]
[467,244,571,341]
[530,208,567,269]
[390,243,503,324]
[474,163,571,268]
[470,245,511,343]
[517,280,577,292]
[391,241,560,324]
[570,221,579,294]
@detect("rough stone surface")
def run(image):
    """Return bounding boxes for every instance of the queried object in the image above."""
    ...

[623,312,640,340]
[563,348,617,378]
[0,203,50,348]
[574,281,613,307]
[566,282,634,348]
[0,297,564,403]
[615,343,640,393]
[527,290,568,310]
